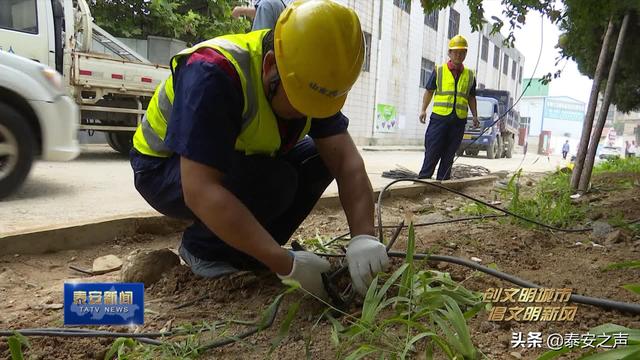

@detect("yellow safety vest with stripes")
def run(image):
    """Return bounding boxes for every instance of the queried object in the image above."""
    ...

[133,30,312,158]
[432,64,474,119]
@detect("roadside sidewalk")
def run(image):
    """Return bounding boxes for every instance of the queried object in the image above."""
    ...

[0,144,565,236]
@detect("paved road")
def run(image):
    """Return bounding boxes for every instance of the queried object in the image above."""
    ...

[0,144,569,235]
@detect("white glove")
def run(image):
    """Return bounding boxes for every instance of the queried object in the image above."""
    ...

[346,235,390,296]
[277,251,331,301]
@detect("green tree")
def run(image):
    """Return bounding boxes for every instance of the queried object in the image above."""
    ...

[89,0,250,45]
[559,0,640,112]
[420,0,562,48]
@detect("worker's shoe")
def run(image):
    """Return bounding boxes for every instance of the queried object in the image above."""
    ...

[178,244,239,278]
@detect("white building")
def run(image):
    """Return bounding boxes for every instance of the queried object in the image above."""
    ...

[519,96,586,155]
[333,0,525,145]
[595,99,640,145]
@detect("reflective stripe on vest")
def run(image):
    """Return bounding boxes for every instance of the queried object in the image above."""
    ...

[432,64,474,119]
[133,30,312,158]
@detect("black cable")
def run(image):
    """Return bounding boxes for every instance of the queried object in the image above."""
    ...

[0,295,284,351]
[308,249,640,315]
[198,293,283,351]
[0,328,170,339]
[323,214,505,248]
[376,178,597,236]
[0,329,162,345]
[386,251,640,315]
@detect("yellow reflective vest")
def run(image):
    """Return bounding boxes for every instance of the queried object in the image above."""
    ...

[432,64,474,119]
[133,30,312,158]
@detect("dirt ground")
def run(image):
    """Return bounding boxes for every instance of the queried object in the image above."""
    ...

[1,171,639,360]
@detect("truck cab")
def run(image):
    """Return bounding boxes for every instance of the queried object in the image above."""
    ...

[0,0,66,70]
[457,89,518,159]
[1,0,171,156]
[458,97,502,159]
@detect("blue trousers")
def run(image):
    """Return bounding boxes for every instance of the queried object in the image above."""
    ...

[418,117,466,180]
[130,137,333,270]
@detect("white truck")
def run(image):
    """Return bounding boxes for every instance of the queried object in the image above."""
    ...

[0,0,171,155]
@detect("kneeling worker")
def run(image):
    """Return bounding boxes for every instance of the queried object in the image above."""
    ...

[130,0,389,300]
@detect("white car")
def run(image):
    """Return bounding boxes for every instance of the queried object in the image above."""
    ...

[598,146,622,160]
[0,51,80,199]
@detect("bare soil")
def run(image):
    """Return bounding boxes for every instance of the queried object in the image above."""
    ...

[1,172,639,360]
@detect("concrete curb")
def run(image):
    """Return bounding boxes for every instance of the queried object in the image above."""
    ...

[313,175,500,209]
[0,175,499,255]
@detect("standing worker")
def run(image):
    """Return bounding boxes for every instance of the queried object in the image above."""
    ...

[629,141,637,158]
[232,0,292,30]
[252,0,292,30]
[418,35,479,180]
[562,140,570,160]
[130,0,389,301]
[232,0,261,20]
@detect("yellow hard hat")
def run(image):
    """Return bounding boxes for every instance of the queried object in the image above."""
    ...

[274,0,364,118]
[448,35,468,50]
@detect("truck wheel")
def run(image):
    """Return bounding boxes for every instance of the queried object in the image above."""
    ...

[505,136,514,158]
[487,140,498,159]
[0,103,35,200]
[106,132,133,155]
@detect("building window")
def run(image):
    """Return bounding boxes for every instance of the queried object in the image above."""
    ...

[481,36,489,62]
[424,10,438,30]
[503,54,509,75]
[493,45,500,69]
[393,0,410,13]
[420,58,435,88]
[448,8,460,39]
[0,0,38,34]
[511,60,517,79]
[518,66,523,83]
[362,31,372,72]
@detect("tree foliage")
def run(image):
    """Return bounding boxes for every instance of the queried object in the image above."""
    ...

[89,0,250,45]
[420,0,562,48]
[559,0,640,112]
[420,0,640,112]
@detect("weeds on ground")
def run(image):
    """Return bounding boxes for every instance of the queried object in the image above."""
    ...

[6,332,29,360]
[603,260,640,271]
[536,323,640,359]
[103,293,290,359]
[104,226,483,359]
[325,223,484,359]
[458,202,498,217]
[593,157,640,174]
[104,327,215,360]
[295,230,343,254]
[105,335,201,360]
[500,169,586,228]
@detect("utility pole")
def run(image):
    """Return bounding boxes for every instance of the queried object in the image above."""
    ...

[578,12,631,193]
[570,18,615,190]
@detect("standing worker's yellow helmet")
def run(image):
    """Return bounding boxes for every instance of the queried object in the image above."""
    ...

[275,0,364,118]
[448,35,468,50]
